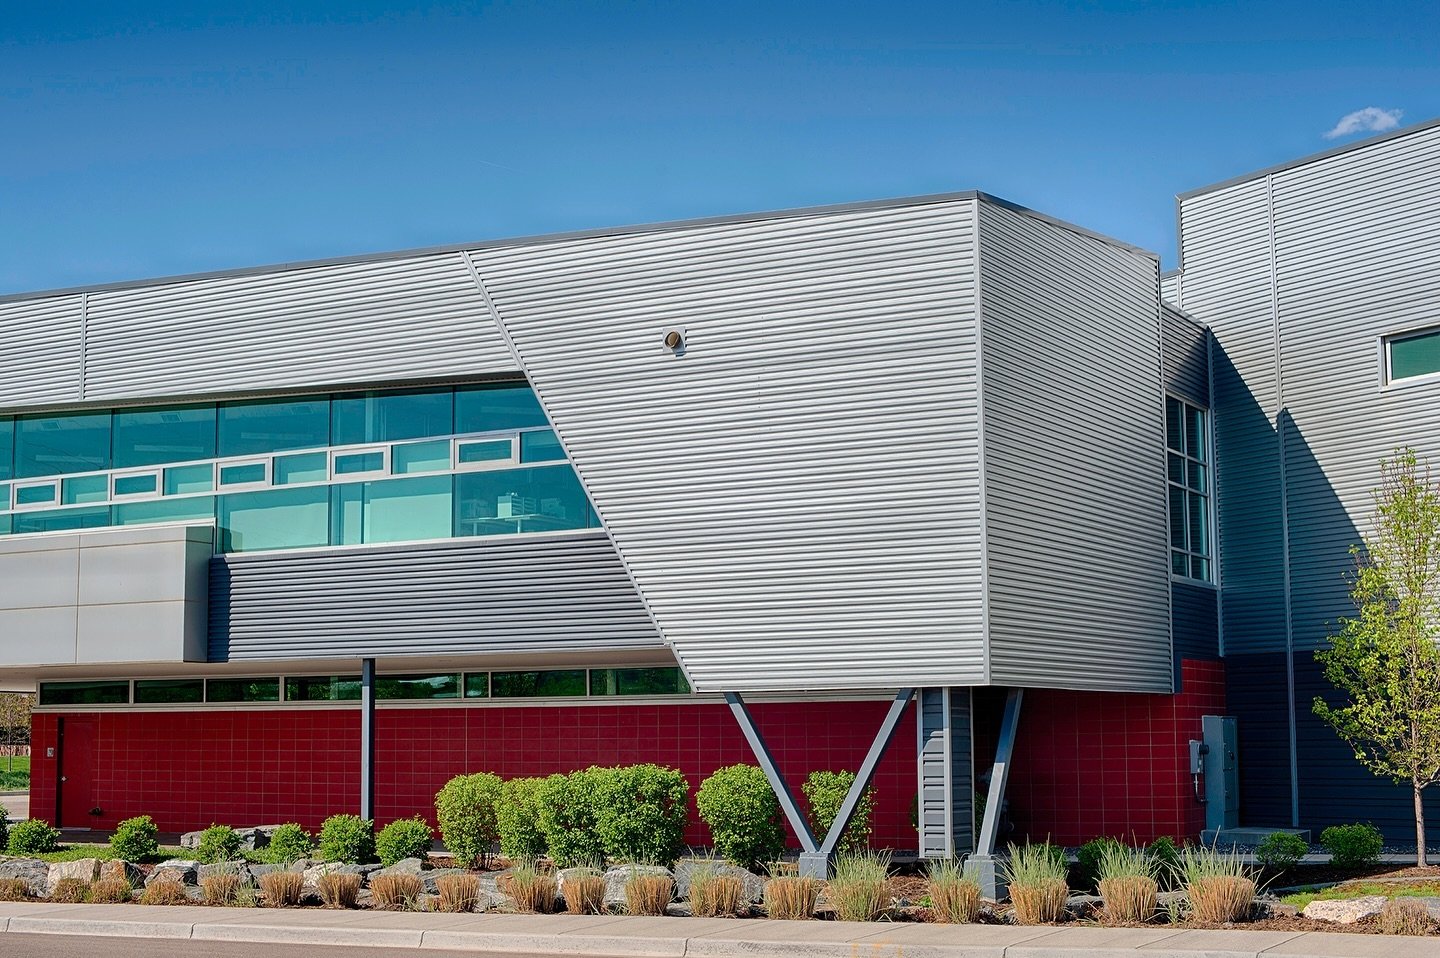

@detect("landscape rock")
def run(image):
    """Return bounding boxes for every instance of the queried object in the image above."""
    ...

[377,857,426,875]
[249,863,281,880]
[1302,895,1388,923]
[477,874,517,911]
[46,857,103,892]
[179,830,204,849]
[99,860,144,886]
[602,864,673,908]
[673,859,767,904]
[180,825,277,851]
[199,860,255,886]
[421,867,470,895]
[146,859,201,886]
[0,859,48,896]
[285,858,318,873]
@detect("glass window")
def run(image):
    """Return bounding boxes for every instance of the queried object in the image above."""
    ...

[15,483,58,506]
[274,452,329,485]
[392,440,451,475]
[333,451,385,475]
[16,411,111,478]
[12,506,109,534]
[454,466,597,537]
[1166,396,1212,583]
[219,462,267,486]
[134,679,204,704]
[112,405,215,469]
[286,675,362,701]
[62,475,109,505]
[376,673,461,700]
[491,669,586,698]
[114,496,214,527]
[218,486,330,553]
[455,383,548,433]
[1389,327,1440,383]
[0,515,10,536]
[207,677,280,703]
[113,474,158,497]
[590,667,691,696]
[0,484,9,511]
[218,396,330,457]
[457,439,513,466]
[39,680,129,706]
[463,673,490,698]
[165,464,214,495]
[332,476,453,546]
[520,430,566,464]
[331,388,453,446]
[0,417,12,481]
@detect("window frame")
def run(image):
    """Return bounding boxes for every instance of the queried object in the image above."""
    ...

[1381,325,1440,388]
[1165,395,1215,585]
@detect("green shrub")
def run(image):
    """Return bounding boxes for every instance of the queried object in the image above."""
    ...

[595,764,689,866]
[537,768,610,867]
[1320,823,1383,869]
[110,815,159,861]
[696,764,785,871]
[802,770,873,852]
[317,814,375,864]
[196,824,242,864]
[1146,836,1183,890]
[496,777,548,860]
[1075,837,1124,892]
[376,816,434,866]
[264,823,313,864]
[7,817,60,855]
[1256,832,1310,871]
[435,772,503,867]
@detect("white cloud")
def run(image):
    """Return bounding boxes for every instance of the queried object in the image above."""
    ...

[1325,107,1404,140]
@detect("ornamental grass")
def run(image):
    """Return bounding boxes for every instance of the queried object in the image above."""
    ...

[927,858,982,924]
[258,870,305,908]
[689,864,746,918]
[140,877,190,906]
[1001,842,1069,925]
[49,878,90,903]
[624,872,674,916]
[88,877,134,904]
[562,868,607,915]
[1096,842,1158,924]
[828,850,891,923]
[436,873,482,913]
[369,873,424,910]
[763,876,820,920]
[201,871,244,906]
[1379,898,1435,936]
[507,861,558,914]
[0,878,31,901]
[317,872,361,909]
[1179,845,1255,924]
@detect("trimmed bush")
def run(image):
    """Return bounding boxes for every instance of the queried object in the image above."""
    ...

[537,769,610,868]
[1256,832,1309,872]
[435,772,503,867]
[110,815,159,861]
[377,816,434,867]
[1075,837,1124,892]
[596,764,690,866]
[265,823,313,864]
[196,824,242,864]
[497,776,548,860]
[696,764,785,871]
[317,814,375,864]
[7,817,61,855]
[1146,836,1183,890]
[802,770,873,853]
[1320,823,1383,869]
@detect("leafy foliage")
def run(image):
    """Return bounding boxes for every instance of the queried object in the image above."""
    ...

[496,776,548,860]
[196,824,242,864]
[317,814,375,864]
[595,764,690,866]
[1320,823,1384,869]
[435,772,503,867]
[1076,837,1124,892]
[1255,832,1309,871]
[696,764,785,871]
[264,823,313,864]
[110,815,159,861]
[7,817,60,855]
[802,770,873,853]
[1315,449,1440,865]
[376,816,434,866]
[537,768,610,867]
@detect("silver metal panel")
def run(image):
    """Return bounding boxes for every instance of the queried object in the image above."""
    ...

[0,524,211,666]
[1162,305,1210,408]
[81,253,517,402]
[470,199,986,692]
[977,200,1173,692]
[1160,270,1181,306]
[917,687,973,858]
[0,294,83,408]
[210,531,662,661]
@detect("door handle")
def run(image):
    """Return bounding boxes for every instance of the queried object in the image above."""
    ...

[60,776,67,782]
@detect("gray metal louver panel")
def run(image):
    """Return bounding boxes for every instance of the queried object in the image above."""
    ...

[1162,305,1210,407]
[83,253,517,402]
[0,294,83,408]
[917,687,973,858]
[978,200,1173,693]
[471,200,985,692]
[209,532,661,661]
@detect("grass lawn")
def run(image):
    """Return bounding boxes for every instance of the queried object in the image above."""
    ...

[24,844,189,864]
[1281,881,1440,908]
[0,755,29,789]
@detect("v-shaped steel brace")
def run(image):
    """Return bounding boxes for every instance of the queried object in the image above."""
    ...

[724,688,915,876]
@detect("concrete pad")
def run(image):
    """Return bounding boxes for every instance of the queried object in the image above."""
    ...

[1134,928,1305,956]
[1260,932,1440,957]
[193,908,383,927]
[686,919,1050,958]
[1006,926,1188,957]
[191,920,424,949]
[7,914,195,939]
[419,913,691,956]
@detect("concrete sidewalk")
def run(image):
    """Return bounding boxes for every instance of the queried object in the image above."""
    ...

[0,902,1437,958]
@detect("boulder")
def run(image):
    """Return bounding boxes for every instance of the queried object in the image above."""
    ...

[146,859,201,886]
[377,857,426,875]
[0,859,48,897]
[286,858,317,873]
[179,830,204,849]
[421,867,470,895]
[1302,895,1388,924]
[672,859,767,904]
[476,874,516,911]
[198,861,255,886]
[98,859,144,887]
[602,865,673,908]
[46,858,103,892]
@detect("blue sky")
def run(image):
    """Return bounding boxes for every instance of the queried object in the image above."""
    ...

[3,1,1438,293]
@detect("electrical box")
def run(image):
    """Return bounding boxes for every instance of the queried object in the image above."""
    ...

[1201,715,1239,831]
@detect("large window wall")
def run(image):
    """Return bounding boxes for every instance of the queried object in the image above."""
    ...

[0,382,600,551]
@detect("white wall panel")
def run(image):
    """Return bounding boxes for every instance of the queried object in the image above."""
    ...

[0,295,83,408]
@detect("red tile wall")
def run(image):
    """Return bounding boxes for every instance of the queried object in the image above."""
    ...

[975,659,1226,846]
[30,700,918,848]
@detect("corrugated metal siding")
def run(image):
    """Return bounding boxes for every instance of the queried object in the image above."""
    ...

[1162,306,1210,408]
[978,200,1173,693]
[471,200,986,692]
[917,688,973,857]
[1172,582,1219,661]
[1160,270,1181,306]
[0,294,84,407]
[1179,178,1288,656]
[82,253,517,402]
[210,532,662,661]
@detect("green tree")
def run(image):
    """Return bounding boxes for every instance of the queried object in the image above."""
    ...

[0,693,31,772]
[1314,448,1440,867]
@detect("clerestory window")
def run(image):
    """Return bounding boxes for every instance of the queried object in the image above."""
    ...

[1166,396,1212,582]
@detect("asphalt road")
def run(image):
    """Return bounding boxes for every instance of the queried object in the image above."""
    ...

[2,934,569,957]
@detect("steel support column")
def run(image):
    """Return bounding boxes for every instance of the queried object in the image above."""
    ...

[360,657,376,821]
[971,688,1023,899]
